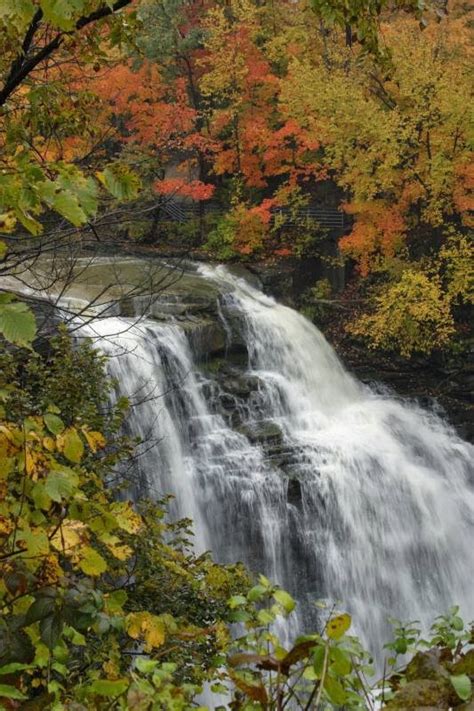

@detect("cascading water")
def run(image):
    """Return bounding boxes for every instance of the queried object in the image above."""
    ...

[78,263,473,659]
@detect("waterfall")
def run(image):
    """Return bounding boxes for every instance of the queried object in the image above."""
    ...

[79,263,474,658]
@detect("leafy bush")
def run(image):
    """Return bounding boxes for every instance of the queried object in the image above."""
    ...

[348,271,455,357]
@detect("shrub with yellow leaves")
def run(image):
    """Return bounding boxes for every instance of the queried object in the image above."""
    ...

[348,271,455,357]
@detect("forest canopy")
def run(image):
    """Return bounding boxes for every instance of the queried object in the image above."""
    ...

[0,0,472,355]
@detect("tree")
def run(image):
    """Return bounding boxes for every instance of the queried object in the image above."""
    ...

[0,0,141,232]
[0,0,144,347]
[278,5,473,354]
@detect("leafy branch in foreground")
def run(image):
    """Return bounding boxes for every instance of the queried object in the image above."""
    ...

[0,1,144,347]
[0,331,248,708]
[223,584,473,709]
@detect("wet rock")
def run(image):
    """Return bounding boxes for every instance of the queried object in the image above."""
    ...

[181,318,227,358]
[220,374,259,399]
[237,420,282,444]
[248,261,296,306]
[451,649,474,677]
[31,300,63,354]
[405,650,451,683]
[384,679,451,708]
[224,264,262,289]
[287,479,302,507]
[219,310,248,350]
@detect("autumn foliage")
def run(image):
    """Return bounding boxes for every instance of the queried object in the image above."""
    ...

[84,2,472,275]
[0,0,472,357]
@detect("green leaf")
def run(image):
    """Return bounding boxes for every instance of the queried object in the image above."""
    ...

[247,584,266,602]
[26,596,56,625]
[134,658,158,674]
[330,647,352,676]
[324,675,347,705]
[229,609,251,623]
[31,482,53,510]
[97,165,141,201]
[39,0,85,31]
[44,469,79,502]
[394,638,408,654]
[273,589,296,614]
[40,613,63,650]
[258,574,271,589]
[0,299,36,346]
[450,674,472,701]
[450,615,464,631]
[53,191,87,226]
[0,241,7,259]
[74,175,99,216]
[44,413,65,435]
[78,547,107,576]
[19,527,49,556]
[0,683,27,700]
[106,590,128,614]
[38,171,97,226]
[0,0,35,28]
[228,595,247,609]
[257,609,275,625]
[66,627,86,646]
[88,679,129,697]
[15,208,43,235]
[0,663,31,675]
[313,645,326,676]
[62,428,84,463]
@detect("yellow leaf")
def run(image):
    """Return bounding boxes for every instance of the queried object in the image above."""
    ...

[0,424,22,447]
[326,613,351,640]
[51,520,88,552]
[0,514,13,536]
[25,447,37,477]
[103,659,120,679]
[39,554,63,585]
[144,617,166,650]
[125,612,144,639]
[83,429,106,453]
[125,612,166,650]
[60,428,84,463]
[43,436,56,452]
[0,212,17,233]
[0,456,14,477]
[111,502,143,534]
[102,533,132,561]
[18,527,50,557]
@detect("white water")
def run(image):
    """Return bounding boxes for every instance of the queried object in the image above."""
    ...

[79,263,474,658]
